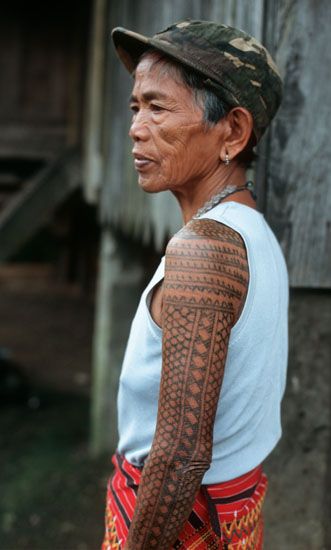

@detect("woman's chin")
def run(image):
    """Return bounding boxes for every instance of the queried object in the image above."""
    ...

[138,175,165,193]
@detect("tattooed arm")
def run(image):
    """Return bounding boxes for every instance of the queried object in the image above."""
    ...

[124,219,249,550]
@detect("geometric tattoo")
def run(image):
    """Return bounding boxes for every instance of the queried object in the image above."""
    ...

[124,218,249,549]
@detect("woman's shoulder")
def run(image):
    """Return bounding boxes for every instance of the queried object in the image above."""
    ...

[169,216,245,248]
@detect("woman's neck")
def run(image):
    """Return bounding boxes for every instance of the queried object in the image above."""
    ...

[173,162,252,224]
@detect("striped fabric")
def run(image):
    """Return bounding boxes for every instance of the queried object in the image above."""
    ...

[102,453,267,549]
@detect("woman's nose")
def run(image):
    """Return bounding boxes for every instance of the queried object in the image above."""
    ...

[129,111,150,141]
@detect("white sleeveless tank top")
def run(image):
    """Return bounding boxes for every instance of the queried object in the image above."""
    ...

[117,202,289,483]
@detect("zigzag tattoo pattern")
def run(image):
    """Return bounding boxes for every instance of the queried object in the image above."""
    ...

[124,219,249,550]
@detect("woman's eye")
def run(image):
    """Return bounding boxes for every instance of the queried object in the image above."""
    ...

[151,104,164,112]
[130,104,139,113]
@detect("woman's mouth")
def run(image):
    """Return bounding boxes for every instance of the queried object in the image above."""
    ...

[133,152,155,170]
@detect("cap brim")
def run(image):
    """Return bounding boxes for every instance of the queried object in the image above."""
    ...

[112,28,152,73]
[111,26,204,77]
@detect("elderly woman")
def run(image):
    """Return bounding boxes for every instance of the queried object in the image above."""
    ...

[102,20,288,550]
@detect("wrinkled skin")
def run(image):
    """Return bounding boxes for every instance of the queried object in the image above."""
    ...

[130,55,224,194]
[129,53,254,222]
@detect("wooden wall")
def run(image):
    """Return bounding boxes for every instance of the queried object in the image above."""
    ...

[265,0,331,287]
[0,0,90,160]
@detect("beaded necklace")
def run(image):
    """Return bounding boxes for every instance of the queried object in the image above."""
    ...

[193,181,256,218]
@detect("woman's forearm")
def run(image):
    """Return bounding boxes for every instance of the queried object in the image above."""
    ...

[124,452,210,549]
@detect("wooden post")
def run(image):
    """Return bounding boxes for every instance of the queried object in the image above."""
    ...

[90,227,144,456]
[90,228,121,456]
[83,0,107,205]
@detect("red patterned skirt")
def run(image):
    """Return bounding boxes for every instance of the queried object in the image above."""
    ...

[102,453,267,549]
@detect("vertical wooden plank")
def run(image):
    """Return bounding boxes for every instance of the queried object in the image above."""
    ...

[83,0,107,204]
[90,228,144,455]
[236,0,265,40]
[0,14,21,118]
[254,0,278,212]
[90,230,120,455]
[265,0,331,287]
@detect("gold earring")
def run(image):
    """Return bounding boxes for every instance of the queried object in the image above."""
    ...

[224,152,230,165]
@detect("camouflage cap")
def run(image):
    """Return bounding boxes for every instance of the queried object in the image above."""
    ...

[112,19,283,142]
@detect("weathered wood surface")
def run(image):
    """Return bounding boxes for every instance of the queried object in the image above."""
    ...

[265,0,331,287]
[0,148,81,262]
[264,290,331,549]
[0,0,89,159]
[90,228,145,455]
[83,0,107,204]
[96,0,265,249]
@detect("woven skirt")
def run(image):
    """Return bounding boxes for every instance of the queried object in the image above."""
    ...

[102,453,267,549]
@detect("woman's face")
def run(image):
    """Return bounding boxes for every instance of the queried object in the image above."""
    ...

[129,53,226,194]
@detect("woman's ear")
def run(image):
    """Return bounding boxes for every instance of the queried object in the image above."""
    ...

[220,107,254,163]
